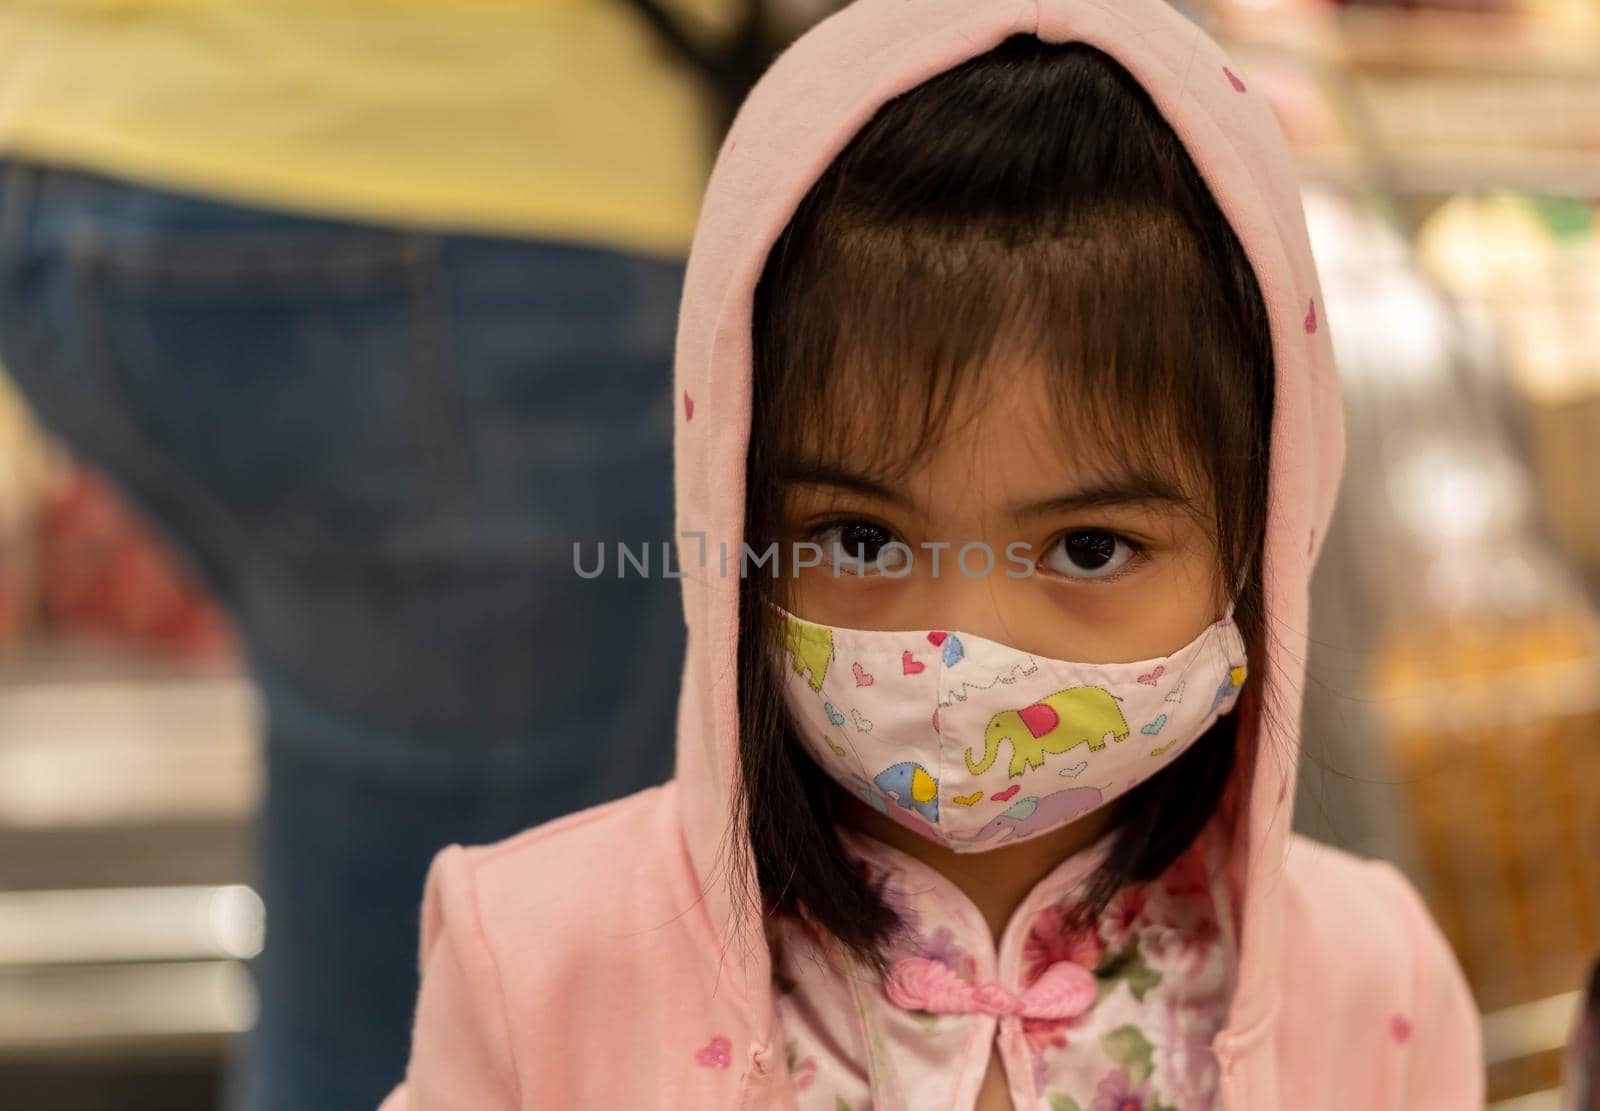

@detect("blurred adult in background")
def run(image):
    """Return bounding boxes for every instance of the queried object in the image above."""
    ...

[0,2,817,1108]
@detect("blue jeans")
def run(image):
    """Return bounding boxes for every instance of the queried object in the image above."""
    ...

[0,161,685,1110]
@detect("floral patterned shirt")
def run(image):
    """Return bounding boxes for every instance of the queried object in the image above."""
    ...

[766,826,1239,1111]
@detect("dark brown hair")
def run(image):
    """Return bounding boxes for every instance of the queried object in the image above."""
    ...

[733,35,1275,972]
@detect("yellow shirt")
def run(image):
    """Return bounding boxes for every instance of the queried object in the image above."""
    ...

[0,1,736,260]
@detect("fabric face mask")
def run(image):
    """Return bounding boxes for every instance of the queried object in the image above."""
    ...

[770,603,1248,853]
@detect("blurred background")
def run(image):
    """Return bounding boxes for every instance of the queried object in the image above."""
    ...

[0,0,1597,1109]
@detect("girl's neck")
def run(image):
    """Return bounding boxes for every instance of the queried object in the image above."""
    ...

[836,793,1119,942]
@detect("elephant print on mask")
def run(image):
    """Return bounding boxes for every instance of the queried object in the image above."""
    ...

[780,612,834,693]
[968,686,1131,779]
[874,761,940,824]
[952,787,1104,846]
[844,771,947,840]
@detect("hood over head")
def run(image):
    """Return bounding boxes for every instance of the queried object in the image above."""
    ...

[669,0,1344,1085]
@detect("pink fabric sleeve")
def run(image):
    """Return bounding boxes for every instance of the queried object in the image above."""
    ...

[1370,861,1485,1109]
[376,844,522,1111]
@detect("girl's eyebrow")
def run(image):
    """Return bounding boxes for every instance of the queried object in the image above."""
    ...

[777,464,1192,517]
[775,463,916,509]
[1013,475,1192,517]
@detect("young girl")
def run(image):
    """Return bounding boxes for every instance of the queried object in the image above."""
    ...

[379,2,1482,1108]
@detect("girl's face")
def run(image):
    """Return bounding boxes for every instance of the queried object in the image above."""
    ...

[778,358,1227,663]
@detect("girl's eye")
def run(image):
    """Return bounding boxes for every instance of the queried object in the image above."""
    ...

[813,521,908,575]
[1041,530,1140,581]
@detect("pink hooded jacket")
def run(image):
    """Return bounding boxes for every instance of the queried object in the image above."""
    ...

[379,1,1485,1107]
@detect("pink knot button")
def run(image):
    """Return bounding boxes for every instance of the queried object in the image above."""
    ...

[883,957,1096,1021]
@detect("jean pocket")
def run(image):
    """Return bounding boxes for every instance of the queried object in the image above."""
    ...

[66,215,466,564]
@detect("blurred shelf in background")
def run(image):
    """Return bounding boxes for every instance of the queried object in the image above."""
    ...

[1217,5,1600,199]
[0,617,259,1108]
[0,645,256,837]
